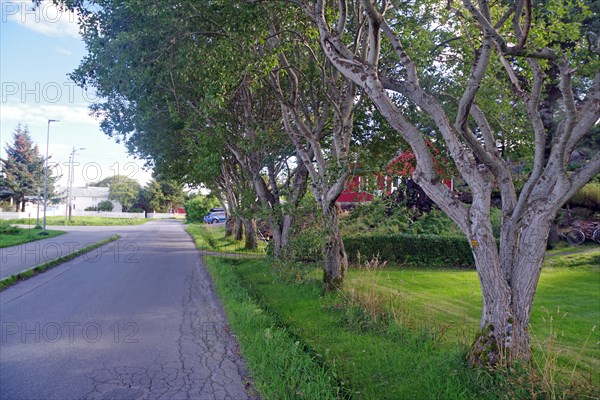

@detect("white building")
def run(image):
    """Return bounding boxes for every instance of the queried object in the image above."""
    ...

[69,186,122,212]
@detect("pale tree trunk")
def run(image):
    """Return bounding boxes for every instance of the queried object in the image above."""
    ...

[242,218,258,250]
[267,21,356,290]
[322,203,347,292]
[270,214,295,258]
[468,211,553,365]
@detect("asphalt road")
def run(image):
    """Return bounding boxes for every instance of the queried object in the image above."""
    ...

[0,220,253,400]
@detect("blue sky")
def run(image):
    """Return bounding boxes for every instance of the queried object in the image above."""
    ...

[0,0,152,188]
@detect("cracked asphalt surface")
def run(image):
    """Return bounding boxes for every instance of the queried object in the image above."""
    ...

[0,220,254,400]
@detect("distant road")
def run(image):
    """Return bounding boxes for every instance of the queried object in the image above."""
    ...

[0,220,253,400]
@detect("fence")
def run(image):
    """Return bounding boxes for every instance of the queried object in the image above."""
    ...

[0,210,184,220]
[146,212,186,219]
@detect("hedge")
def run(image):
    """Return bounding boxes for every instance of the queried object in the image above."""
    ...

[343,233,476,268]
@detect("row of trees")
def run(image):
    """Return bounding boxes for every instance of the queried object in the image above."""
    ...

[42,0,599,366]
[89,175,185,213]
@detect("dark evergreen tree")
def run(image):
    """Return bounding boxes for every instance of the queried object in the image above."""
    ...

[0,124,58,211]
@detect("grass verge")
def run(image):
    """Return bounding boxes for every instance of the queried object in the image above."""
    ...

[0,234,120,291]
[226,258,498,399]
[204,257,343,399]
[186,223,266,255]
[207,254,598,399]
[6,216,147,226]
[0,228,65,248]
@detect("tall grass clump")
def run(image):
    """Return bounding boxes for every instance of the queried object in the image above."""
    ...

[341,255,393,332]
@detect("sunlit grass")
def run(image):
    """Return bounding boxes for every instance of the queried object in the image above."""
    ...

[210,248,599,398]
[7,216,147,226]
[345,249,600,386]
[205,257,343,399]
[0,227,65,248]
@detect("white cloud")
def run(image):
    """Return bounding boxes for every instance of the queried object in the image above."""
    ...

[5,0,80,38]
[1,103,98,126]
[55,47,73,55]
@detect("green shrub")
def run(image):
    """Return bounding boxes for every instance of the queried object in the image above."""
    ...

[279,196,326,263]
[184,195,220,223]
[97,200,114,211]
[568,183,600,210]
[344,233,476,268]
[0,220,20,235]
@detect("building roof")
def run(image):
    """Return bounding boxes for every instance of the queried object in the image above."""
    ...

[70,186,110,198]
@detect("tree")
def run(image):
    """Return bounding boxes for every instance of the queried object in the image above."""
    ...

[267,15,361,291]
[139,178,185,213]
[139,179,164,213]
[104,175,141,212]
[0,124,58,211]
[298,0,599,364]
[49,0,310,256]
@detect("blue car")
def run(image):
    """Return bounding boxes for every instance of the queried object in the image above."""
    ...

[203,209,227,224]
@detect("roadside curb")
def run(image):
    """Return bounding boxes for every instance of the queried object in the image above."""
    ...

[0,234,121,291]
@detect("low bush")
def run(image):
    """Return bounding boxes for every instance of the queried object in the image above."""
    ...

[567,183,600,211]
[277,196,326,263]
[344,233,475,268]
[184,195,220,223]
[0,220,20,235]
[97,200,114,211]
[341,198,503,238]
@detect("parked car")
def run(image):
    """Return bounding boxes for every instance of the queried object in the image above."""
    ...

[203,210,227,224]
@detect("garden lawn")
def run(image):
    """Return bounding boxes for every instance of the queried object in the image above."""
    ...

[206,248,599,399]
[345,249,600,387]
[0,228,65,248]
[6,216,147,226]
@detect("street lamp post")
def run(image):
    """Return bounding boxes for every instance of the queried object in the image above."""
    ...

[65,153,72,219]
[36,186,41,228]
[42,119,59,235]
[67,147,85,221]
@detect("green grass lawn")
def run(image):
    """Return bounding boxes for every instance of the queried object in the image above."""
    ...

[204,246,599,399]
[186,223,266,254]
[345,250,600,387]
[6,216,147,226]
[0,227,65,248]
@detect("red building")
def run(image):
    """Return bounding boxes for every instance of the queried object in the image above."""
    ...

[337,148,453,205]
